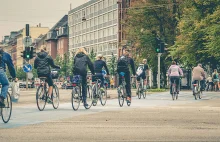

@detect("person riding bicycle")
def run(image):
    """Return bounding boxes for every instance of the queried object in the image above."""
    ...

[0,48,16,107]
[117,48,136,103]
[192,64,205,92]
[73,47,94,107]
[93,54,110,92]
[136,59,149,91]
[168,61,183,95]
[34,47,60,103]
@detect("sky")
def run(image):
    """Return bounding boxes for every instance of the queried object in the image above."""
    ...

[0,0,88,41]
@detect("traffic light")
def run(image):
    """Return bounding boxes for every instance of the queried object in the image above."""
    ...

[155,37,161,53]
[160,42,165,53]
[21,50,26,58]
[30,47,36,59]
[25,47,31,59]
[26,24,29,36]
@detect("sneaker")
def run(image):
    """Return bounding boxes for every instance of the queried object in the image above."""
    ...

[47,97,52,104]
[126,97,131,103]
[84,102,89,107]
[0,96,5,107]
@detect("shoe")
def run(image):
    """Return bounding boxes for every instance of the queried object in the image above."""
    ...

[84,102,89,107]
[126,97,131,103]
[100,87,105,93]
[47,97,52,104]
[0,96,5,107]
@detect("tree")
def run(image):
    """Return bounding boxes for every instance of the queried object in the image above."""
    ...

[109,52,117,76]
[16,67,26,80]
[89,48,96,63]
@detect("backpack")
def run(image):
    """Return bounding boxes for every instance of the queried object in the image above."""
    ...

[117,55,129,70]
[73,55,87,75]
[37,56,50,75]
[136,66,144,76]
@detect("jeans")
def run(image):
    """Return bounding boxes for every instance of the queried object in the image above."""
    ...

[92,73,104,87]
[118,71,131,97]
[170,76,180,94]
[0,69,9,99]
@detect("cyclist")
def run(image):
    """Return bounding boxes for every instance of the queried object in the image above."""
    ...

[192,63,205,92]
[117,48,136,103]
[93,54,110,92]
[168,61,183,95]
[73,47,94,107]
[212,69,219,91]
[136,59,149,91]
[0,47,16,107]
[34,47,60,103]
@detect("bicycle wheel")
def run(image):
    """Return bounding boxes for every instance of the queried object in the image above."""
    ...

[36,85,46,111]
[194,86,198,100]
[52,85,59,109]
[199,91,202,99]
[92,85,98,106]
[118,86,124,107]
[143,89,147,99]
[1,92,12,123]
[84,85,93,109]
[172,85,175,100]
[100,87,107,106]
[71,86,80,111]
[137,85,141,99]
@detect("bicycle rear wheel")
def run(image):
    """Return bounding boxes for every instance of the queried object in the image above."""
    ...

[52,85,59,109]
[92,85,98,106]
[199,91,202,99]
[172,85,175,100]
[36,85,46,111]
[100,87,107,106]
[118,86,124,107]
[137,85,141,99]
[194,86,198,100]
[71,86,80,111]
[1,92,12,123]
[84,85,93,109]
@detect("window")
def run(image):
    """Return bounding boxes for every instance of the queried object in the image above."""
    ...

[86,7,90,15]
[95,3,98,12]
[83,21,86,29]
[98,30,102,38]
[108,27,113,35]
[104,13,108,23]
[104,28,108,37]
[86,33,90,41]
[98,15,103,24]
[90,32,94,40]
[86,20,90,28]
[91,5,94,14]
[94,31,98,39]
[79,35,82,43]
[113,26,117,35]
[113,10,118,20]
[98,1,103,10]
[109,12,113,21]
[95,17,98,26]
[83,34,86,42]
[109,0,113,6]
[104,0,108,8]
[91,18,94,27]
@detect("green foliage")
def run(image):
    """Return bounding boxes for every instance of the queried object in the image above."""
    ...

[16,67,26,80]
[89,49,96,63]
[108,53,117,75]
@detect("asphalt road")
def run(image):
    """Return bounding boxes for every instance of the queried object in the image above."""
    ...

[0,90,220,142]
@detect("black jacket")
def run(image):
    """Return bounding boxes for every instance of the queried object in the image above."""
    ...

[94,60,110,75]
[34,52,60,75]
[73,53,94,76]
[117,56,136,76]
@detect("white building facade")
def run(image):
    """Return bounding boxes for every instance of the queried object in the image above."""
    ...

[68,0,119,58]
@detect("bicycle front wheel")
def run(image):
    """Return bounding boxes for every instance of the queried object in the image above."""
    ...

[85,85,93,109]
[52,85,59,109]
[36,85,46,111]
[92,85,98,106]
[118,86,124,107]
[1,92,12,123]
[100,87,107,106]
[194,86,198,100]
[137,85,141,99]
[71,86,80,111]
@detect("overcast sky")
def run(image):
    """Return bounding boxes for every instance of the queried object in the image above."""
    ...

[0,0,88,40]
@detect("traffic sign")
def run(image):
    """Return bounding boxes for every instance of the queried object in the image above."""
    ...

[23,64,32,73]
[23,37,32,47]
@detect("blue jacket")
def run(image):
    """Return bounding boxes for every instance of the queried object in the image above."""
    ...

[0,51,16,78]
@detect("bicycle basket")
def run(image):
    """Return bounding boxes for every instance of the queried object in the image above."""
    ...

[51,70,59,79]
[72,75,82,84]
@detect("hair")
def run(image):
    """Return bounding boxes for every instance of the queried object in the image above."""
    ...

[214,69,217,73]
[40,46,47,52]
[172,61,176,65]
[96,54,103,60]
[75,47,88,56]
[198,63,202,67]
[143,59,147,63]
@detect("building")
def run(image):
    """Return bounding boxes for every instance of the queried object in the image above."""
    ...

[68,0,133,59]
[45,15,69,59]
[16,25,49,68]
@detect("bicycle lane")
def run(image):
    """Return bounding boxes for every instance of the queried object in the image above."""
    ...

[0,91,218,129]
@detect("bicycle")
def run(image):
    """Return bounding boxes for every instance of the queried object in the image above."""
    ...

[137,77,147,99]
[193,80,202,100]
[171,78,178,100]
[71,75,93,111]
[0,78,13,123]
[36,73,60,111]
[117,72,131,107]
[92,75,107,106]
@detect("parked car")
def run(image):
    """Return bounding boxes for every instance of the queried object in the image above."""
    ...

[19,81,34,88]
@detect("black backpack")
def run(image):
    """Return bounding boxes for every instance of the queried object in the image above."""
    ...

[117,55,129,70]
[73,55,87,75]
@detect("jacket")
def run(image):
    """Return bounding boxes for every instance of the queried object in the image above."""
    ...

[168,65,183,77]
[73,53,94,76]
[117,55,136,76]
[0,51,16,78]
[94,60,110,75]
[34,52,60,75]
[192,66,205,81]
